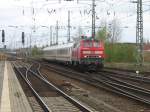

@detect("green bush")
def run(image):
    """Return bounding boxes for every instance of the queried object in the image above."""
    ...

[105,43,137,62]
[31,46,43,57]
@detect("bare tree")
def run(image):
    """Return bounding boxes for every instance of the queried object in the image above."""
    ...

[96,26,108,42]
[96,19,121,43]
[108,19,122,43]
[96,20,109,42]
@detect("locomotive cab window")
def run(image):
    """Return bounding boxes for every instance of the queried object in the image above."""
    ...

[93,41,100,47]
[83,41,92,47]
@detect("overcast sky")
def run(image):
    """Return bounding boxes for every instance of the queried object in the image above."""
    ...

[0,0,150,49]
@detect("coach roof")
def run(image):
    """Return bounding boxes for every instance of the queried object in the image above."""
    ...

[43,42,74,51]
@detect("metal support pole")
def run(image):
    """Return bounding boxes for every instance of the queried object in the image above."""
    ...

[53,33,55,45]
[136,0,143,66]
[68,10,71,42]
[92,0,96,39]
[30,34,32,56]
[56,21,58,45]
[50,26,52,46]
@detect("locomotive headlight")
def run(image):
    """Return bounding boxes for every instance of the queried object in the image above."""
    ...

[95,51,103,54]
[84,55,87,58]
[83,51,91,54]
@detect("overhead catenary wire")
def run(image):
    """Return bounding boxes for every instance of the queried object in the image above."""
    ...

[6,0,150,49]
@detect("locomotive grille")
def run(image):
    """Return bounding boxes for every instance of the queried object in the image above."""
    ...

[87,56,100,58]
[82,51,103,54]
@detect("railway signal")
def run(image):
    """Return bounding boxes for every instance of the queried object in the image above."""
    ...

[22,32,25,45]
[4,45,6,49]
[2,30,5,43]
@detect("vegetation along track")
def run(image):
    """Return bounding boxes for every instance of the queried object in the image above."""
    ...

[12,61,93,112]
[36,61,150,107]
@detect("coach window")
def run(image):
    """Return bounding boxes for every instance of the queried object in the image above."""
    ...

[59,49,62,54]
[77,43,80,47]
[70,48,72,53]
[67,48,69,54]
[65,49,67,54]
[62,49,64,54]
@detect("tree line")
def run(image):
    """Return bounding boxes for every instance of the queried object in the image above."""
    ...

[96,18,137,63]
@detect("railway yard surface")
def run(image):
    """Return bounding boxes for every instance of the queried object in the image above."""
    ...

[105,63,150,73]
[0,59,149,112]
[1,0,150,111]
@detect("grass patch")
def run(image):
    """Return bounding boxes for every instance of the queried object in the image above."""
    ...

[105,43,136,63]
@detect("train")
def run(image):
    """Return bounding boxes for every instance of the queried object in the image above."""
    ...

[43,36,105,71]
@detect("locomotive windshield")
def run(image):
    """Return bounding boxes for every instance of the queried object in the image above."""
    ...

[83,41,93,47]
[93,41,100,47]
[83,40,100,48]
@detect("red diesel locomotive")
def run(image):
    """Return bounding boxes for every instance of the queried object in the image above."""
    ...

[43,36,104,71]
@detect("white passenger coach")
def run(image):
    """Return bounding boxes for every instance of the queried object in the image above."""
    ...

[43,43,74,62]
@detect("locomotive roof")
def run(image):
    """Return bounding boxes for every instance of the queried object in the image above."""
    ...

[82,38,99,41]
[43,42,74,51]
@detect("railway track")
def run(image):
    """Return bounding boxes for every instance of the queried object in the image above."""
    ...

[37,61,150,106]
[12,61,93,112]
[93,73,150,105]
[104,67,150,76]
[99,69,150,84]
[13,62,52,112]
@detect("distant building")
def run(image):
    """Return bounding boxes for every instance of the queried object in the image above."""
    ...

[144,44,150,52]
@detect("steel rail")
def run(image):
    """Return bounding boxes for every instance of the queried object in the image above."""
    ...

[29,63,93,112]
[98,73,150,94]
[20,62,92,112]
[104,67,150,75]
[94,74,150,99]
[12,62,51,112]
[99,70,150,84]
[41,63,150,105]
[91,74,150,105]
[91,75,150,105]
[24,60,150,106]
